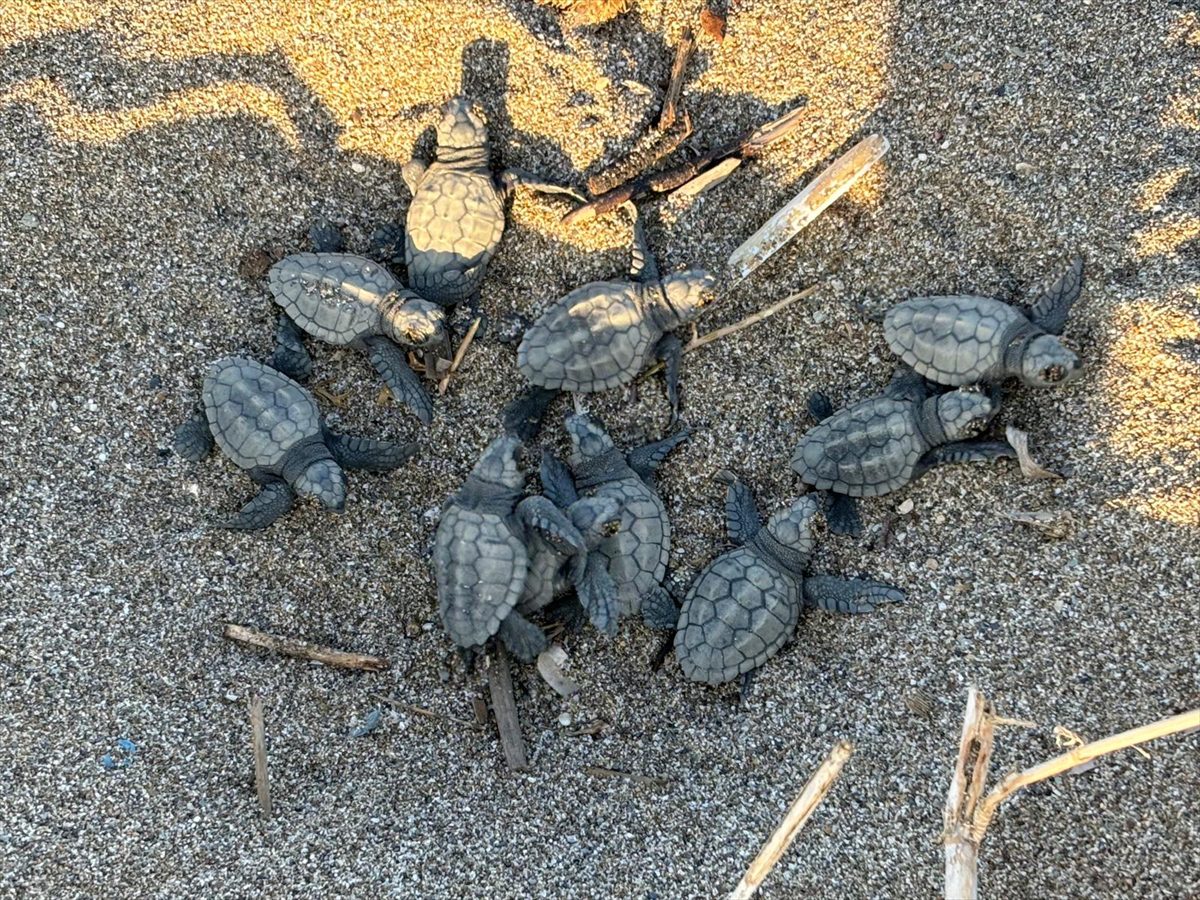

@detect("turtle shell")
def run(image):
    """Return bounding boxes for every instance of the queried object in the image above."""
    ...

[203,357,321,471]
[517,282,658,392]
[883,295,1026,385]
[405,167,505,306]
[517,532,572,615]
[268,253,392,346]
[584,475,669,616]
[434,503,528,649]
[674,546,801,685]
[791,396,926,497]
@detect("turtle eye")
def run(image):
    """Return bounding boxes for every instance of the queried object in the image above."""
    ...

[1042,365,1064,383]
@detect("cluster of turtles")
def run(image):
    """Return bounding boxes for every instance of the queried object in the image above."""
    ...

[175,97,1085,690]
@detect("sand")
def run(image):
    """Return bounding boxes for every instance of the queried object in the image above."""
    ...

[0,1,1197,897]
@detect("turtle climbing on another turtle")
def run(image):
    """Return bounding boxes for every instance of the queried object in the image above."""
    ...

[404,96,578,310]
[883,258,1085,388]
[434,435,613,663]
[266,251,449,425]
[674,474,904,688]
[541,413,688,629]
[791,369,1014,535]
[173,356,417,530]
[504,209,718,440]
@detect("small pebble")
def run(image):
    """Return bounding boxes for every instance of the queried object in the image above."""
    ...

[558,712,572,727]
[897,499,915,515]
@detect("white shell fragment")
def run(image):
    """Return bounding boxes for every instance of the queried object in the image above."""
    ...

[536,645,580,698]
[728,134,890,279]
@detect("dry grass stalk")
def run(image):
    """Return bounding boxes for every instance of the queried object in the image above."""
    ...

[486,645,529,772]
[659,28,695,130]
[1004,426,1062,480]
[728,741,854,900]
[248,694,272,819]
[438,316,482,395]
[222,622,389,672]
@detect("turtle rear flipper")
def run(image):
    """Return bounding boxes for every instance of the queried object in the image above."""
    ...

[824,492,862,536]
[365,336,433,425]
[268,313,313,381]
[327,431,418,471]
[640,584,679,630]
[502,386,559,442]
[174,414,214,461]
[1028,257,1084,335]
[497,613,548,663]
[220,481,295,531]
[721,475,762,545]
[803,575,905,613]
[539,452,579,508]
[654,333,683,423]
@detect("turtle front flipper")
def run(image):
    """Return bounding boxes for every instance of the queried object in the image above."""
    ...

[364,336,433,425]
[539,452,579,508]
[653,333,683,423]
[882,366,930,403]
[1028,257,1084,335]
[639,583,679,630]
[502,386,559,442]
[823,492,863,536]
[307,218,344,253]
[915,439,1017,477]
[576,554,620,636]
[173,413,214,461]
[629,211,660,282]
[517,495,585,555]
[367,223,405,266]
[627,428,689,486]
[499,167,586,204]
[802,575,905,613]
[326,430,418,471]
[401,159,428,196]
[497,612,549,663]
[719,473,762,545]
[268,313,313,381]
[221,481,295,531]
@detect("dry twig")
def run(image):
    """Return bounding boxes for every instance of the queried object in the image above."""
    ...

[487,645,529,772]
[222,623,389,672]
[438,316,482,395]
[659,28,695,130]
[248,694,272,818]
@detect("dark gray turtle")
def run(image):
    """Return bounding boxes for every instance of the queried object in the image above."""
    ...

[266,252,448,425]
[404,97,575,309]
[435,435,608,662]
[538,413,687,629]
[883,258,1084,388]
[675,476,904,686]
[504,211,717,439]
[173,356,416,530]
[791,371,1013,535]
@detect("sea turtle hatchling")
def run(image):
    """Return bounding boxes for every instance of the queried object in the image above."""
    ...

[504,212,718,439]
[883,258,1084,388]
[404,96,576,309]
[674,475,904,687]
[539,413,688,629]
[173,356,417,530]
[434,435,613,662]
[790,370,1014,535]
[267,252,448,425]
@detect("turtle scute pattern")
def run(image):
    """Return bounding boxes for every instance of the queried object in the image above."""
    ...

[885,296,1024,384]
[675,547,799,685]
[600,478,669,615]
[268,253,393,345]
[406,171,505,303]
[204,357,319,470]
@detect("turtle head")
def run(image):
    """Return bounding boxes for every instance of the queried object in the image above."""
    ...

[294,459,347,512]
[1020,334,1083,388]
[564,413,616,467]
[935,387,998,441]
[656,269,719,327]
[470,435,525,490]
[436,97,489,154]
[764,495,819,558]
[386,294,448,351]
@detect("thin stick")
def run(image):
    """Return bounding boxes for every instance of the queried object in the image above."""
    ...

[587,113,692,196]
[728,741,854,900]
[486,644,528,772]
[438,317,482,395]
[641,285,818,379]
[248,694,272,819]
[222,623,389,672]
[972,708,1200,841]
[659,28,695,130]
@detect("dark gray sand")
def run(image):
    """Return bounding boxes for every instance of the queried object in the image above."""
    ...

[1,1,1197,897]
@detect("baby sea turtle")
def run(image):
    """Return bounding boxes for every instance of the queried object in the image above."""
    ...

[504,211,717,439]
[539,413,687,629]
[173,356,416,529]
[404,97,574,309]
[675,475,904,687]
[434,436,611,662]
[883,258,1084,388]
[266,252,448,425]
[791,370,1013,535]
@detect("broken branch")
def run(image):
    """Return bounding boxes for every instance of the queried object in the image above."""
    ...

[728,741,854,900]
[221,623,390,672]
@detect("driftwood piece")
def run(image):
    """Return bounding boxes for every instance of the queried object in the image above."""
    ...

[487,645,529,772]
[659,28,695,130]
[669,156,742,202]
[728,741,854,899]
[248,694,272,818]
[587,113,692,196]
[728,134,890,279]
[564,105,806,225]
[941,687,1200,899]
[222,623,390,672]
